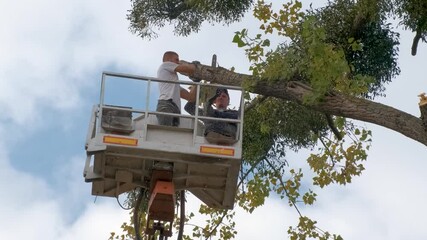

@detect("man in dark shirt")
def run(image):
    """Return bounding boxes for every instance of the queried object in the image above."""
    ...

[184,87,239,145]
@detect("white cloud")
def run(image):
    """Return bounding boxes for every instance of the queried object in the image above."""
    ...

[0,0,136,126]
[0,1,150,238]
[234,198,298,239]
[58,202,129,240]
[0,146,129,240]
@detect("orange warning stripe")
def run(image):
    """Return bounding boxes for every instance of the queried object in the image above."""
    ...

[103,135,138,146]
[200,146,235,156]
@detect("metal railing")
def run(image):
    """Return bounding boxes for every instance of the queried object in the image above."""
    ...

[97,71,245,144]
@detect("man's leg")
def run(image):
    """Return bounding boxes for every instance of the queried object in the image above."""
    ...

[154,100,181,169]
[205,131,237,145]
[156,100,180,126]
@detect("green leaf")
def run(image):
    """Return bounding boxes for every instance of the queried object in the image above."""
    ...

[262,39,271,47]
[232,34,246,47]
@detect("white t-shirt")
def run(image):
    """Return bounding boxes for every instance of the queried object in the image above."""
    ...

[157,61,182,109]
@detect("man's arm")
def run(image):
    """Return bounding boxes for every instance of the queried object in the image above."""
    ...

[176,61,197,102]
[211,110,239,119]
[180,85,197,102]
[175,61,196,75]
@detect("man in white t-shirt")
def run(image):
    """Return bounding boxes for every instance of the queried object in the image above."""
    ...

[156,51,196,126]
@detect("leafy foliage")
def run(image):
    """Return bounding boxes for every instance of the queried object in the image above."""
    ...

[189,206,237,239]
[113,0,422,239]
[307,118,371,187]
[288,216,344,240]
[234,0,399,100]
[243,98,328,159]
[393,0,427,31]
[127,0,253,39]
[310,0,400,98]
[392,0,427,55]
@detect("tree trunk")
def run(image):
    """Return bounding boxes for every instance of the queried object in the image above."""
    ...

[192,64,427,146]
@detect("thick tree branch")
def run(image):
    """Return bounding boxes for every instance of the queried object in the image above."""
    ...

[191,64,427,146]
[418,93,427,128]
[412,29,421,56]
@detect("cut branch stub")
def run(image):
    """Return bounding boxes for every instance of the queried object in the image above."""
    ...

[418,92,427,128]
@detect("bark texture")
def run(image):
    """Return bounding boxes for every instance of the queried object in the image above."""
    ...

[191,64,427,146]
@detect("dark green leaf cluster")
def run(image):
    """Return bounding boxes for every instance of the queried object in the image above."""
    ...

[243,98,328,165]
[127,0,253,39]
[393,0,427,37]
[392,0,427,55]
[309,0,400,98]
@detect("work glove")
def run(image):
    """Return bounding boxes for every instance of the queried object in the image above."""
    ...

[189,61,202,82]
[189,76,201,82]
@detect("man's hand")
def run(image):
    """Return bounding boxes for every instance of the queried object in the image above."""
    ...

[189,60,201,82]
[208,93,218,104]
[189,76,201,82]
[179,60,190,64]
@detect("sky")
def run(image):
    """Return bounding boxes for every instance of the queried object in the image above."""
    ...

[1,0,427,239]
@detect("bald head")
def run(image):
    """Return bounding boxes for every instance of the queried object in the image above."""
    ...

[163,51,179,63]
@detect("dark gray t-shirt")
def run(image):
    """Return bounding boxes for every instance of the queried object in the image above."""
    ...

[184,102,238,138]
